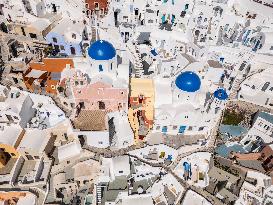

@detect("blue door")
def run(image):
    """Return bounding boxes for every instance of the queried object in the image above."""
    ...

[99,64,103,72]
[161,15,166,24]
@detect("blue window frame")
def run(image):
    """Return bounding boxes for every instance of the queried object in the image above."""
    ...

[162,126,168,133]
[179,126,186,133]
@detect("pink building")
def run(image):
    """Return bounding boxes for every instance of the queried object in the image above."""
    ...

[72,80,128,112]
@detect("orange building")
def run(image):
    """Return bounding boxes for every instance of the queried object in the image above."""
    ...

[23,58,74,95]
[0,192,36,204]
[128,78,154,142]
[0,144,20,169]
[234,145,273,174]
[85,0,109,16]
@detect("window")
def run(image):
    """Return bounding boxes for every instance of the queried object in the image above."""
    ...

[52,37,57,43]
[52,3,57,13]
[244,140,250,145]
[29,33,37,39]
[21,27,26,36]
[179,126,186,133]
[13,77,18,84]
[173,125,178,130]
[98,101,105,110]
[98,141,103,144]
[99,64,103,72]
[262,82,270,91]
[94,2,99,8]
[72,33,76,39]
[162,126,168,133]
[60,45,65,50]
[264,125,270,131]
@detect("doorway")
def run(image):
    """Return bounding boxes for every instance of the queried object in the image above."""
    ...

[114,11,118,26]
[52,4,57,13]
[21,27,26,36]
[99,101,105,110]
[70,47,76,55]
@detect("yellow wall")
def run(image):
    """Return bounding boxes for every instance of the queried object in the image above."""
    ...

[13,25,41,38]
[0,144,20,168]
[129,78,155,142]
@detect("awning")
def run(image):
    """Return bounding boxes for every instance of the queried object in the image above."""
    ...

[25,70,47,78]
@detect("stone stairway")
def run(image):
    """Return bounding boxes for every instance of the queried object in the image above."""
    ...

[96,185,102,204]
[229,74,244,100]
[229,68,264,100]
[126,43,144,78]
[0,33,10,63]
[91,27,97,42]
[22,0,35,15]
[0,30,47,45]
[1,79,13,87]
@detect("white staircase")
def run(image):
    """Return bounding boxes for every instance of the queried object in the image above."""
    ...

[126,43,143,78]
[91,27,97,42]
[0,34,10,62]
[229,74,244,100]
[96,185,102,204]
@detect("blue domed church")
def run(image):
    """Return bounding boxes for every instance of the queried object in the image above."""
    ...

[175,71,201,93]
[173,71,202,106]
[87,40,118,79]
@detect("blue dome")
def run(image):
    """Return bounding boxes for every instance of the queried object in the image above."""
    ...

[175,71,201,92]
[214,88,228,100]
[88,40,116,60]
